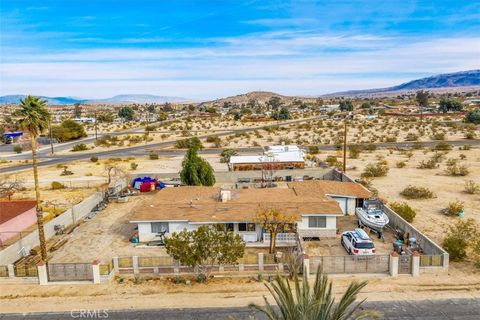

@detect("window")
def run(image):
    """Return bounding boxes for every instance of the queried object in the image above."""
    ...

[225,223,234,231]
[239,223,256,232]
[151,222,169,233]
[308,216,326,228]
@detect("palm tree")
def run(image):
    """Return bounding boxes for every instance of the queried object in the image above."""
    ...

[17,95,51,261]
[249,267,379,320]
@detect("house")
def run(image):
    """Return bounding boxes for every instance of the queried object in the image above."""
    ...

[288,180,372,215]
[0,200,37,244]
[229,145,306,171]
[319,104,339,112]
[129,180,372,244]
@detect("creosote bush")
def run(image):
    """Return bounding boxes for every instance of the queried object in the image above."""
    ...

[464,180,480,194]
[444,201,464,217]
[390,201,416,222]
[149,153,159,160]
[51,181,65,190]
[72,143,88,152]
[400,185,434,199]
[361,160,389,178]
[90,156,98,162]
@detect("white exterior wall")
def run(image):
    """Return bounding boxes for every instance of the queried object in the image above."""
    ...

[330,196,357,215]
[298,216,336,231]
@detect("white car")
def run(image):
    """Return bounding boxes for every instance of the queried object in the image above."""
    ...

[341,228,376,255]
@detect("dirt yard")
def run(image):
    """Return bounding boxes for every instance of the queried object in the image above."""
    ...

[48,194,168,263]
[304,216,394,256]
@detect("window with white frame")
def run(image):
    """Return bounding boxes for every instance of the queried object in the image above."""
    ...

[151,222,169,233]
[238,223,256,232]
[308,216,326,228]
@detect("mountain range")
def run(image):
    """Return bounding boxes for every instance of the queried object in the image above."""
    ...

[1,70,479,105]
[0,94,189,105]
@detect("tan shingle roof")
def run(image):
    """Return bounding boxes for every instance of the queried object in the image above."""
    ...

[130,186,343,223]
[288,180,372,198]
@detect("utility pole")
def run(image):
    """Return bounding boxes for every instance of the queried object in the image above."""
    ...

[49,119,54,155]
[342,117,348,173]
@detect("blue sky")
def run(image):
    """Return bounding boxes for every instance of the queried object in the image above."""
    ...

[0,0,479,100]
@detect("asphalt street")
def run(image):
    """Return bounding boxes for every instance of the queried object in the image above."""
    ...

[0,298,479,319]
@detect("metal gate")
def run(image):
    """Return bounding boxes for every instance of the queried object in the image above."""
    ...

[398,255,412,274]
[48,263,93,282]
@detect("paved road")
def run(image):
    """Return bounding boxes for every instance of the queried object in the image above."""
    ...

[1,137,478,175]
[0,298,479,319]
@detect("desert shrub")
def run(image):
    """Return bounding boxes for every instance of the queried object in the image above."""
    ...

[417,159,438,169]
[434,141,452,151]
[404,133,418,141]
[390,201,416,222]
[13,145,22,154]
[361,160,389,178]
[396,161,406,168]
[411,142,424,149]
[308,145,320,154]
[385,136,397,143]
[51,119,87,142]
[464,180,480,194]
[90,156,98,162]
[430,132,445,140]
[51,181,65,190]
[72,143,88,152]
[444,164,469,176]
[444,201,464,217]
[325,155,339,167]
[130,162,138,170]
[459,154,466,160]
[348,145,362,159]
[459,144,471,151]
[206,136,222,148]
[464,131,476,140]
[443,236,468,261]
[443,219,479,261]
[400,185,434,199]
[149,153,159,160]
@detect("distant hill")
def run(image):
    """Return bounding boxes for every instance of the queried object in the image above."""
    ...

[0,94,190,105]
[88,94,189,104]
[324,70,480,97]
[203,91,317,106]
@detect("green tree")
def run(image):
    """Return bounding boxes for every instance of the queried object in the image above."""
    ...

[163,102,174,112]
[360,102,371,109]
[97,112,115,123]
[51,119,87,142]
[250,267,378,320]
[16,95,51,261]
[267,96,283,111]
[220,148,238,164]
[465,108,480,124]
[438,98,463,113]
[339,100,353,111]
[118,106,134,121]
[415,90,429,108]
[273,106,291,121]
[180,137,215,186]
[165,225,245,280]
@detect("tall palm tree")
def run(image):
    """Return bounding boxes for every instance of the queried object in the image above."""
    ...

[250,267,380,320]
[17,95,51,261]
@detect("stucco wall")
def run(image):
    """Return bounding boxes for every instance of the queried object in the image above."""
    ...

[0,207,36,243]
[297,216,337,238]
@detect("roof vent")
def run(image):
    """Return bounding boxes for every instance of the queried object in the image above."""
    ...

[220,190,231,203]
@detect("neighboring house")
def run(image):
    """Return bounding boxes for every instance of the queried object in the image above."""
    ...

[129,180,372,245]
[73,117,96,124]
[0,200,37,244]
[288,180,372,215]
[319,104,340,112]
[229,145,306,171]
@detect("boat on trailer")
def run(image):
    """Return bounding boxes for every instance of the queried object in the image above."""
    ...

[355,199,389,232]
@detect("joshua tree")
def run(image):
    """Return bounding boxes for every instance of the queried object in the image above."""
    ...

[250,267,379,320]
[16,95,51,261]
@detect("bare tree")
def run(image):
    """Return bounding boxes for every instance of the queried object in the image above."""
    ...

[0,178,24,200]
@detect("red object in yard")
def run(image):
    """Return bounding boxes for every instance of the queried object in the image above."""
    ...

[140,182,152,192]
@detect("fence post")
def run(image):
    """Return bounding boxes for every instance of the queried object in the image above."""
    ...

[92,260,101,284]
[442,252,449,271]
[113,257,119,272]
[389,252,399,277]
[258,253,264,272]
[411,252,420,277]
[303,254,310,278]
[7,264,14,278]
[238,264,244,272]
[37,261,48,285]
[132,256,139,274]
